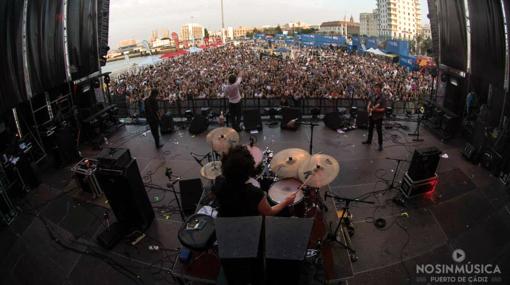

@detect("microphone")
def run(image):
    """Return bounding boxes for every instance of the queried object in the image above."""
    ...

[167,177,181,188]
[165,167,173,179]
[249,136,255,147]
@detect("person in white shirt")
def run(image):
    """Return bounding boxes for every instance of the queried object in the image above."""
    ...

[223,71,244,131]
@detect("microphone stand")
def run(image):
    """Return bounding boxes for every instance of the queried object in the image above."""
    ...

[324,192,374,262]
[300,121,319,155]
[385,157,408,191]
[408,111,424,142]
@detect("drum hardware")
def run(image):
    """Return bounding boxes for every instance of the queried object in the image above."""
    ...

[190,151,217,167]
[323,192,375,262]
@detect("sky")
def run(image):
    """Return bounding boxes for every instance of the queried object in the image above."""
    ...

[108,0,430,48]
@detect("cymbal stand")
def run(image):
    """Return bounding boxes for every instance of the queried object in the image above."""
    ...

[190,151,217,167]
[324,192,375,262]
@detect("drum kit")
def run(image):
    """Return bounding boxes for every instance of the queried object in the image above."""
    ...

[200,127,340,218]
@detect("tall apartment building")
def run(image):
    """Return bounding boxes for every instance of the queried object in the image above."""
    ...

[233,26,253,38]
[360,10,379,37]
[377,0,421,40]
[180,23,205,42]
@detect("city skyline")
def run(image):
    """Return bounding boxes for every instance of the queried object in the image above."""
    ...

[109,0,430,47]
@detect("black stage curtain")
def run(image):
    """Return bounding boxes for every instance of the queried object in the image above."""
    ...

[0,1,27,113]
[438,0,467,71]
[468,0,506,114]
[27,0,67,95]
[68,0,100,80]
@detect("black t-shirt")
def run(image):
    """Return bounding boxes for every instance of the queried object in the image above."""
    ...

[370,94,387,120]
[212,176,266,217]
[145,96,159,123]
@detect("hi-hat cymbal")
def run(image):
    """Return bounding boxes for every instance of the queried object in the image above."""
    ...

[271,148,310,179]
[298,154,339,188]
[200,161,222,180]
[206,127,239,154]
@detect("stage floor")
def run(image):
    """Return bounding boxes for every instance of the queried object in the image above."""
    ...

[1,120,509,285]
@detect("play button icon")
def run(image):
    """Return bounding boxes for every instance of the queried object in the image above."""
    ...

[452,249,466,263]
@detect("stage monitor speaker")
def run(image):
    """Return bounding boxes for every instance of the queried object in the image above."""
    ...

[160,112,174,134]
[357,110,369,129]
[216,216,263,285]
[243,109,262,131]
[265,217,313,285]
[323,112,346,131]
[400,172,438,198]
[97,147,132,169]
[407,147,441,181]
[189,114,209,135]
[178,179,204,217]
[281,107,301,130]
[95,158,155,248]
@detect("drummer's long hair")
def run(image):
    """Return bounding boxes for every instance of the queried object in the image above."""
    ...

[221,145,255,186]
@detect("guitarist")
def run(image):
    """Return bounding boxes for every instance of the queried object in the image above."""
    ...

[362,83,386,151]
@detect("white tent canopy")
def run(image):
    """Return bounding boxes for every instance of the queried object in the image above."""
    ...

[366,48,388,56]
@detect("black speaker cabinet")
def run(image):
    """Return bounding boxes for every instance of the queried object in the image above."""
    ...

[97,148,132,170]
[189,114,209,135]
[407,147,441,181]
[160,112,174,134]
[357,110,369,129]
[243,109,262,132]
[216,216,263,285]
[178,179,204,217]
[265,217,313,285]
[281,107,301,130]
[96,159,155,232]
[323,112,346,130]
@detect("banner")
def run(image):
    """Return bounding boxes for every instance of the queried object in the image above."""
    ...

[366,37,378,50]
[399,55,418,71]
[385,40,409,57]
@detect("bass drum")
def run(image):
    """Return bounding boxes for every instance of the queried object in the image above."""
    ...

[267,178,305,217]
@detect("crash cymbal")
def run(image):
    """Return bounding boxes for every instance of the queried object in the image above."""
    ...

[200,161,222,180]
[245,145,263,167]
[271,148,310,179]
[298,154,339,188]
[206,127,239,154]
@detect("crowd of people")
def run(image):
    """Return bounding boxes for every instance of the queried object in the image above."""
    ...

[110,42,433,108]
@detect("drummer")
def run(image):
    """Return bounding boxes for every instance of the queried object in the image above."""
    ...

[212,145,296,217]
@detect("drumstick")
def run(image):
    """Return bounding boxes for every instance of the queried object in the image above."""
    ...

[292,166,321,196]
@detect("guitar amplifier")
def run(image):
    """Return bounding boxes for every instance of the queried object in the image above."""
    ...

[400,172,438,198]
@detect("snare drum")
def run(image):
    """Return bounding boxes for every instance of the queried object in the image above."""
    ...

[267,178,305,217]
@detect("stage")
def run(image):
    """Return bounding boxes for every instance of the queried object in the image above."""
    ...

[1,120,509,285]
